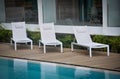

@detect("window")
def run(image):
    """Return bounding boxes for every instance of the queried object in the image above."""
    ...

[5,0,38,24]
[42,0,102,26]
[108,0,120,27]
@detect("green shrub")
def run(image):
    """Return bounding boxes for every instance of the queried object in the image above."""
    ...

[27,31,40,44]
[92,35,108,44]
[92,35,120,53]
[0,29,12,42]
[108,36,120,53]
[56,33,74,47]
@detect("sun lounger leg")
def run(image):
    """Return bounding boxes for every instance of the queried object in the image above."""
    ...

[89,47,92,57]
[31,41,33,49]
[60,43,63,53]
[107,45,110,56]
[11,39,13,45]
[71,43,74,51]
[44,45,46,54]
[15,42,17,51]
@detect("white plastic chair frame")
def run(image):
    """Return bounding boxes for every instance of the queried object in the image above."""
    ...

[71,26,109,57]
[39,23,63,53]
[11,22,33,50]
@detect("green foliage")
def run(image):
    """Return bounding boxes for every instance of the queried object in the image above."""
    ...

[92,35,120,53]
[27,31,40,44]
[92,35,108,44]
[0,29,12,42]
[56,33,74,47]
[108,36,120,53]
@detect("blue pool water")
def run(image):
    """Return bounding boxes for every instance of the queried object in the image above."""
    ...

[0,57,120,79]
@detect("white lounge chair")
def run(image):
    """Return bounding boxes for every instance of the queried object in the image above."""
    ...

[71,26,109,57]
[11,22,33,50]
[39,23,63,53]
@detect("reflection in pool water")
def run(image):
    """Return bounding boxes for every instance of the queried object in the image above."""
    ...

[0,57,120,79]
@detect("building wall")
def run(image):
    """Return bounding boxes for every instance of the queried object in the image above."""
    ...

[0,0,120,36]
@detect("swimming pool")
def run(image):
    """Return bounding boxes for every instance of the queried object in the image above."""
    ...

[0,57,120,79]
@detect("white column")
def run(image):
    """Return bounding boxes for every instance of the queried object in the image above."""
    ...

[102,0,108,35]
[102,0,108,28]
[37,0,43,24]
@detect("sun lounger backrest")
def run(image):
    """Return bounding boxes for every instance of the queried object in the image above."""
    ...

[73,26,92,44]
[12,22,27,39]
[40,23,57,43]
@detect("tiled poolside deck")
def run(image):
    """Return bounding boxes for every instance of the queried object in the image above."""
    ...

[0,43,120,72]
